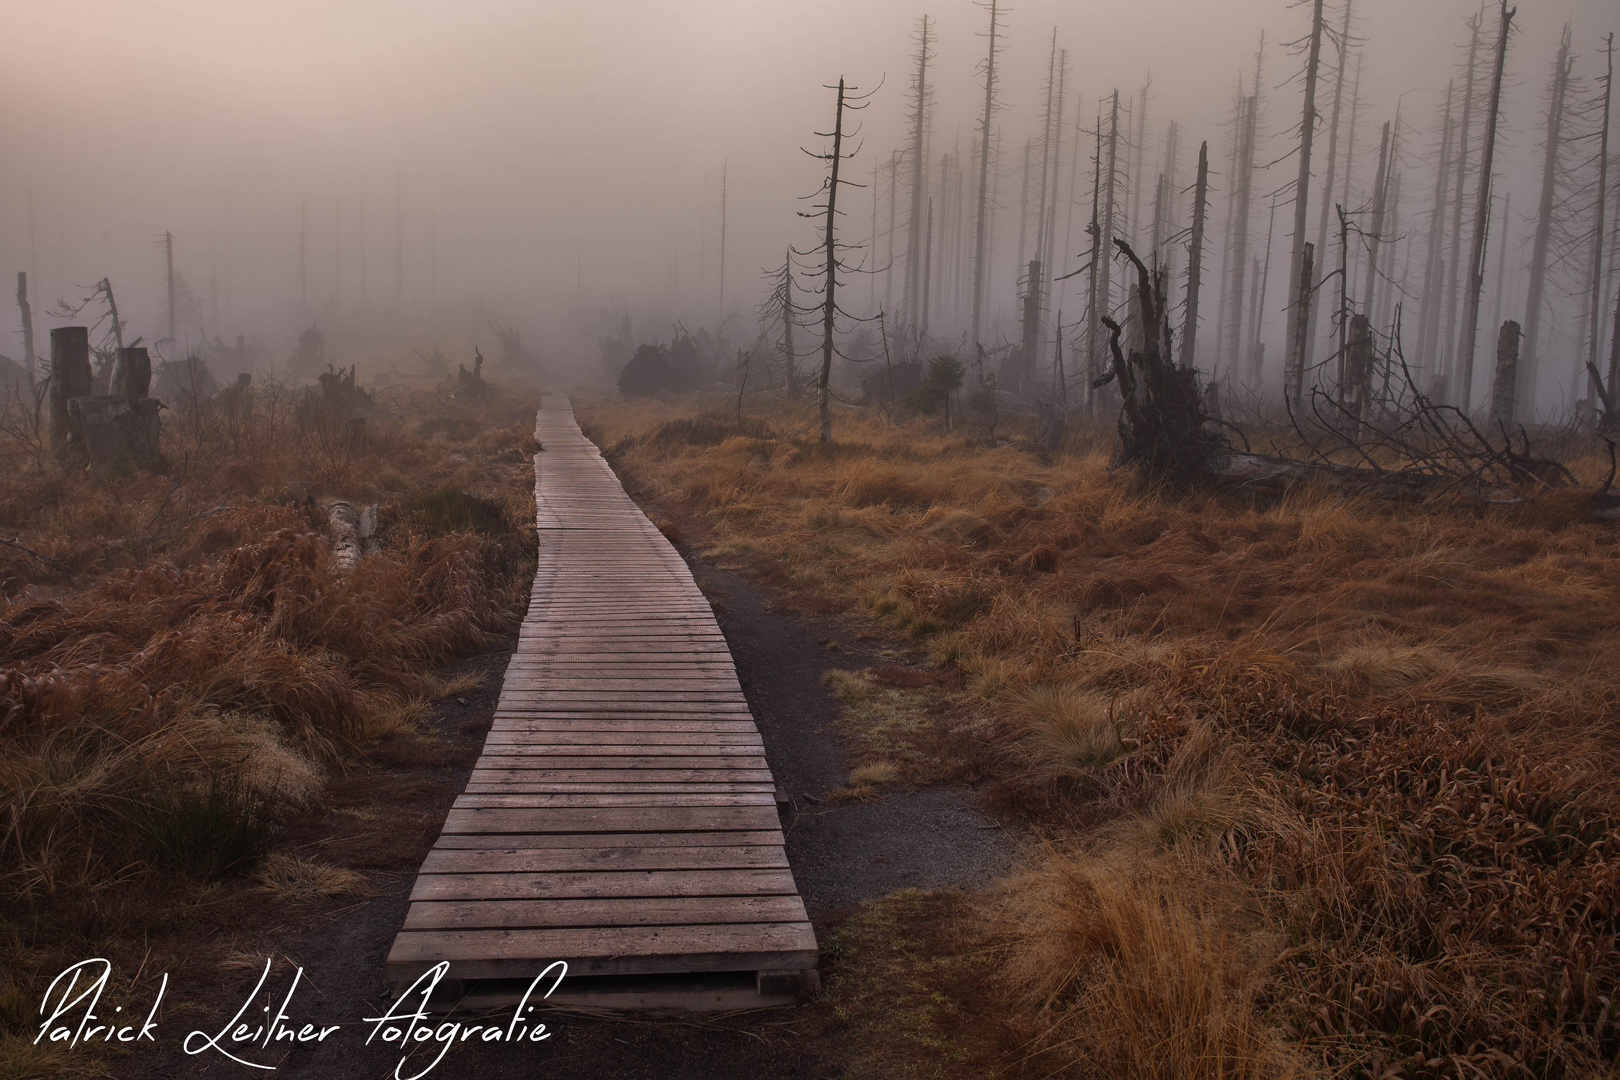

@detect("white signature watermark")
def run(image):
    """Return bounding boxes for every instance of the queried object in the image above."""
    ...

[36,957,566,1078]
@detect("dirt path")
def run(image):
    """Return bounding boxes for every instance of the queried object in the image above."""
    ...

[111,464,1008,1080]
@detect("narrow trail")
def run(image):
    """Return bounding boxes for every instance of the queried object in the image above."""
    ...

[388,397,819,1008]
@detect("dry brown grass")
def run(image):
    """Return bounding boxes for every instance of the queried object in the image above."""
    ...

[581,395,1620,1079]
[0,380,539,1065]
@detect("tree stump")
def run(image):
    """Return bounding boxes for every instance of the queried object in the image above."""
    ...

[66,397,163,471]
[50,327,92,464]
[110,346,152,399]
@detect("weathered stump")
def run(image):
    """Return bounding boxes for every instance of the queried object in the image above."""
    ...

[50,327,92,464]
[110,347,152,399]
[66,396,163,471]
[1490,320,1521,431]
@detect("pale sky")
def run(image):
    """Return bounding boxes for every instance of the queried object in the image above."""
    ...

[1,0,1613,365]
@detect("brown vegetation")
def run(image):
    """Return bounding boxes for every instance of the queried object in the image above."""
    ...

[0,373,539,1076]
[580,395,1620,1079]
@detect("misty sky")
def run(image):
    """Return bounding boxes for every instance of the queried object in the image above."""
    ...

[1,0,1614,368]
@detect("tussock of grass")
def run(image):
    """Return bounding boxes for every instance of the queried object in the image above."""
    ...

[255,854,371,902]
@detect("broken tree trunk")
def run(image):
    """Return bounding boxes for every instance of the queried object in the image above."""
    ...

[1285,243,1316,404]
[1183,141,1211,371]
[1458,0,1514,413]
[50,327,92,465]
[1285,0,1328,408]
[16,272,35,383]
[109,346,151,400]
[1490,319,1521,430]
[1095,238,1217,485]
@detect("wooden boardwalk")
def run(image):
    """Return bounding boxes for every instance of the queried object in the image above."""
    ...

[386,399,818,1010]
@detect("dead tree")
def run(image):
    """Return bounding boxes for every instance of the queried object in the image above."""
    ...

[1442,15,1483,391]
[1519,26,1575,421]
[757,250,800,398]
[1224,80,1260,382]
[1491,319,1521,427]
[1418,82,1458,386]
[970,0,1004,357]
[1362,122,1393,333]
[902,18,935,330]
[1094,238,1218,485]
[1459,0,1515,413]
[1285,0,1328,406]
[15,273,35,383]
[1584,34,1613,418]
[1313,0,1357,338]
[800,76,871,443]
[164,231,176,355]
[1183,141,1211,371]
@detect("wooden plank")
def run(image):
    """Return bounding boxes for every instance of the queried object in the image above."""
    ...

[421,845,789,875]
[468,770,773,785]
[482,731,763,745]
[409,868,799,901]
[439,804,782,834]
[387,923,817,979]
[453,793,776,808]
[402,895,807,931]
[430,831,786,850]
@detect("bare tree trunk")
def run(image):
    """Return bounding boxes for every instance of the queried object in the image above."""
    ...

[1460,0,1514,414]
[1584,34,1613,413]
[1129,78,1151,242]
[1417,83,1455,373]
[1060,97,1084,318]
[1039,52,1068,379]
[1184,141,1211,371]
[1031,31,1060,381]
[819,78,851,444]
[970,0,1002,357]
[1519,25,1574,421]
[903,19,934,331]
[1286,243,1316,404]
[1225,90,1259,376]
[1442,16,1482,396]
[1490,319,1521,428]
[165,231,176,354]
[1252,195,1278,382]
[1213,86,1243,378]
[1377,167,1404,332]
[922,198,935,335]
[1017,139,1032,275]
[1100,90,1121,370]
[1285,0,1327,406]
[886,150,899,314]
[1362,122,1392,328]
[1086,122,1104,404]
[1313,0,1355,335]
[16,272,35,384]
[780,251,797,399]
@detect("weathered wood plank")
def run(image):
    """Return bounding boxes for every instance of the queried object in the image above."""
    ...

[402,895,807,931]
[421,845,789,875]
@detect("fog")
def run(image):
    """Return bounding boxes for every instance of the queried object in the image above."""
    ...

[1,0,1616,417]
